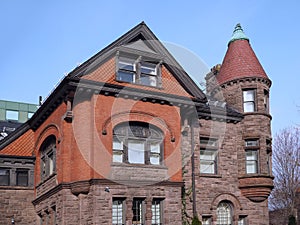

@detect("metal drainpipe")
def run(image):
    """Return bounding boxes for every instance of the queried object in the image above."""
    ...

[191,120,197,218]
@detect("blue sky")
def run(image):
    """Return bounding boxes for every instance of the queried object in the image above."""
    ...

[0,0,299,135]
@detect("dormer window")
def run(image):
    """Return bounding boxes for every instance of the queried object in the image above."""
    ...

[116,55,161,87]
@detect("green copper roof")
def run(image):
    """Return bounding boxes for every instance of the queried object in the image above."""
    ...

[228,23,249,45]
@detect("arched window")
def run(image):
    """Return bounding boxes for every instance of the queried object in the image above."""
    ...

[112,122,163,165]
[217,201,233,225]
[40,135,56,181]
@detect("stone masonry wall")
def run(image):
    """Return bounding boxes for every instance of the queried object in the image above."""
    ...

[34,182,182,225]
[0,187,35,224]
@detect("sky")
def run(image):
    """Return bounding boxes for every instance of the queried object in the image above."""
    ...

[0,0,299,135]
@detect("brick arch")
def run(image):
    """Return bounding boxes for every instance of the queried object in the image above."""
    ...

[210,193,242,211]
[101,110,175,142]
[35,124,62,155]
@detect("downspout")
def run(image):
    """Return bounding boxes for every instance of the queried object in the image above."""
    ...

[190,119,197,218]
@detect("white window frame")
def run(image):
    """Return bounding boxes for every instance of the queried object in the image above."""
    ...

[112,198,125,225]
[245,139,259,174]
[152,199,163,225]
[243,89,256,112]
[200,137,218,174]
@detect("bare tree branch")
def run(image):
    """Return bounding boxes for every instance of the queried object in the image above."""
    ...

[269,127,300,220]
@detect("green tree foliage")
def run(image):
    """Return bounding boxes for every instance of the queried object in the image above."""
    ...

[191,216,202,225]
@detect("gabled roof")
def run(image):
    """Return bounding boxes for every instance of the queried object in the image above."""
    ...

[0,22,245,154]
[216,24,270,85]
[67,21,207,101]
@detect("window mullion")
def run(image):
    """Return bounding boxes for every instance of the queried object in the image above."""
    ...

[124,139,129,163]
[136,58,141,84]
[145,140,150,165]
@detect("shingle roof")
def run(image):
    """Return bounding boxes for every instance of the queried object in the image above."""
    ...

[216,24,269,85]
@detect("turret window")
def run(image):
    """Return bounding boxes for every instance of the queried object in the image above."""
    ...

[264,89,269,113]
[243,89,256,112]
[245,139,259,174]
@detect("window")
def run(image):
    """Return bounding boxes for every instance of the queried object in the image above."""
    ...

[117,57,136,83]
[246,151,258,174]
[200,137,218,174]
[16,169,28,186]
[117,56,160,87]
[113,122,163,165]
[202,216,212,225]
[112,198,125,225]
[238,216,247,225]
[140,62,158,86]
[152,199,163,225]
[217,202,233,225]
[28,112,34,119]
[132,198,145,225]
[245,139,259,174]
[6,110,19,121]
[266,139,272,175]
[0,168,10,186]
[264,90,269,113]
[40,136,56,181]
[243,89,256,112]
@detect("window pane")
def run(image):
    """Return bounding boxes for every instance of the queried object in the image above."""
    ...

[48,153,54,175]
[113,153,123,163]
[152,199,162,224]
[0,169,9,186]
[117,71,134,83]
[245,140,258,147]
[217,202,232,225]
[17,170,28,186]
[243,102,255,112]
[141,63,156,75]
[200,150,217,174]
[112,199,124,225]
[140,74,157,86]
[6,110,19,121]
[238,217,246,225]
[150,142,160,153]
[133,199,143,225]
[119,61,134,71]
[28,112,34,119]
[113,139,123,150]
[243,90,254,101]
[246,151,257,160]
[128,140,145,164]
[246,161,257,173]
[200,138,218,147]
[202,217,212,225]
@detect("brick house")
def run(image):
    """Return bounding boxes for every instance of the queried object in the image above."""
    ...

[0,22,273,224]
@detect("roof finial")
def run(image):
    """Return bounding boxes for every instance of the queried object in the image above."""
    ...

[228,23,249,45]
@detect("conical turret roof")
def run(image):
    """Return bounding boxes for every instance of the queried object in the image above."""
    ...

[216,24,269,85]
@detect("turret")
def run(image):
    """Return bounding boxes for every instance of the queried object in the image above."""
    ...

[207,24,273,202]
